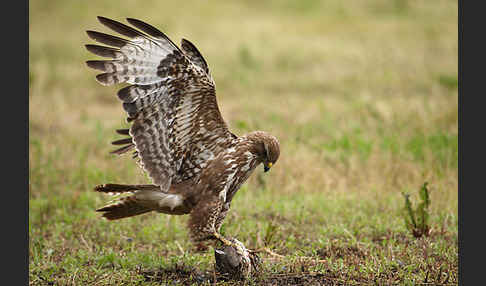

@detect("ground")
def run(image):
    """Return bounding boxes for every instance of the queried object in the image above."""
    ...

[29,0,458,285]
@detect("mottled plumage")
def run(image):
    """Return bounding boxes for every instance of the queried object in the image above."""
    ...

[85,17,280,250]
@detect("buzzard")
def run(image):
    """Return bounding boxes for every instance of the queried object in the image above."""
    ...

[85,16,280,262]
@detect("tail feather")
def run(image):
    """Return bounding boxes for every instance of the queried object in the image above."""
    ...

[96,196,152,220]
[94,183,158,194]
[93,182,191,220]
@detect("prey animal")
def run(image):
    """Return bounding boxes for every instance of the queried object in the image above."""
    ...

[85,16,280,274]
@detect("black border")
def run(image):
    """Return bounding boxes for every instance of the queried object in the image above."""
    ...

[459,0,481,285]
[12,0,28,284]
[24,0,30,284]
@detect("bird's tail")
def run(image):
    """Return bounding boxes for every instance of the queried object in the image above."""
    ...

[94,183,158,194]
[94,183,158,220]
[95,195,152,220]
[94,183,190,219]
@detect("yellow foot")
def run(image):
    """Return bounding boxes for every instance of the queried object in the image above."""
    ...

[213,232,235,247]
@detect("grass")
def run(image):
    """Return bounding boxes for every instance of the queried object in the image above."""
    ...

[29,0,458,284]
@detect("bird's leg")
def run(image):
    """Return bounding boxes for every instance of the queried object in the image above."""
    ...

[212,231,236,247]
[212,202,235,246]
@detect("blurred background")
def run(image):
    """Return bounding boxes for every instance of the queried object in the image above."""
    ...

[30,0,458,209]
[29,0,457,283]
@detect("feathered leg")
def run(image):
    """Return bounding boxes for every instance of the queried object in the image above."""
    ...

[188,193,234,246]
[189,196,256,278]
[215,202,231,232]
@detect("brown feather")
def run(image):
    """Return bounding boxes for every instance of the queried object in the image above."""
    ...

[126,18,175,44]
[94,183,157,193]
[96,196,152,220]
[86,30,129,48]
[181,38,210,75]
[110,144,135,155]
[111,138,132,145]
[86,60,114,72]
[116,129,130,135]
[85,44,121,59]
[97,16,148,39]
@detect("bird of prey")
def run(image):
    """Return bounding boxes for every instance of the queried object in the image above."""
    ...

[85,16,280,257]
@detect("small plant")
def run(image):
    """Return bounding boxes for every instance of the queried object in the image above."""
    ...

[263,221,279,247]
[402,182,431,238]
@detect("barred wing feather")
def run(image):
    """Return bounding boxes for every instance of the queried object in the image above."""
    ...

[85,16,235,192]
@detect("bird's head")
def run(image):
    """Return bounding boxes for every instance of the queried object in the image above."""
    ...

[247,131,280,173]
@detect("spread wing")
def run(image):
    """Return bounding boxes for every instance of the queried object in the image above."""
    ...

[85,16,236,191]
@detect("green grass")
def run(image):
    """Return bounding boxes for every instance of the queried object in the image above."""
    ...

[30,0,457,284]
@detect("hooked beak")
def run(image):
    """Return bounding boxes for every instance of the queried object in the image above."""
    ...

[264,162,273,173]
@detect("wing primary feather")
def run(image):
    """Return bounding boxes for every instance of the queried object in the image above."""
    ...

[181,38,209,74]
[86,30,129,48]
[110,144,135,155]
[85,44,121,58]
[116,129,130,135]
[112,138,133,145]
[95,73,126,86]
[86,60,112,72]
[125,18,180,50]
[97,16,148,39]
[122,102,139,116]
[117,85,138,103]
[126,116,136,123]
[125,18,167,38]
